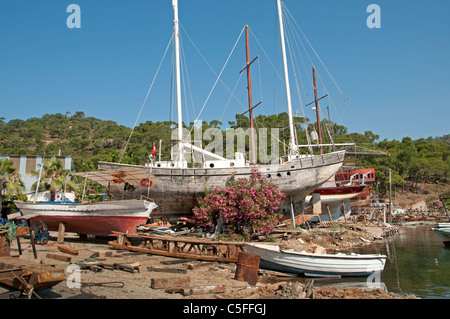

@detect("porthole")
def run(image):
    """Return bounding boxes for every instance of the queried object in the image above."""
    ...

[210,163,215,168]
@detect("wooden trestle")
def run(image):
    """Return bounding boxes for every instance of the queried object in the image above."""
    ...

[109,232,247,263]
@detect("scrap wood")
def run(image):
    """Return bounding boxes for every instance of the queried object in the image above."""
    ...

[160,258,196,265]
[77,261,140,273]
[164,287,183,294]
[114,262,140,273]
[185,261,214,270]
[305,280,315,298]
[181,285,226,296]
[77,260,103,272]
[151,276,190,289]
[258,269,297,277]
[88,249,122,258]
[57,245,79,256]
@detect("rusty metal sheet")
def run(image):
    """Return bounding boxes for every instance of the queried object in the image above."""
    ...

[234,252,260,285]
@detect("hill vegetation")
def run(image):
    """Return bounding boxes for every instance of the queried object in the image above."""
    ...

[0,112,449,203]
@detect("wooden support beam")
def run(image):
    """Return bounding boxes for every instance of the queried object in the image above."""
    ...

[326,204,333,222]
[57,222,66,243]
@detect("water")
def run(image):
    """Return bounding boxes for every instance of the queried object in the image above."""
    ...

[347,224,450,299]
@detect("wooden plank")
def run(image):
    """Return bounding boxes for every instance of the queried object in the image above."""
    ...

[150,276,190,289]
[15,226,29,237]
[57,245,79,256]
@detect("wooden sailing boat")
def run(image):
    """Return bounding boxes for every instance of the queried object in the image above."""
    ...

[98,0,345,218]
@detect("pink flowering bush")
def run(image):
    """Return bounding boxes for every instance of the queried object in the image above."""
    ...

[192,169,286,237]
[428,198,444,212]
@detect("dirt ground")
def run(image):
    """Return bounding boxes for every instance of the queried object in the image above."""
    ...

[0,223,418,300]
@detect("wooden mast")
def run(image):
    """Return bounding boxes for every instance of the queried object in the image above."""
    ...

[239,25,261,165]
[312,66,324,154]
[245,25,256,165]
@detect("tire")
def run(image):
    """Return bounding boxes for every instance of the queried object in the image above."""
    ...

[41,237,48,245]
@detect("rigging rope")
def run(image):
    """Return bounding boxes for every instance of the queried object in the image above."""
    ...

[282,3,372,137]
[180,35,197,122]
[119,34,174,163]
[181,25,246,138]
[281,3,364,150]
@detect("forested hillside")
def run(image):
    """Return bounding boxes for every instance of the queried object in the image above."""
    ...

[0,112,448,199]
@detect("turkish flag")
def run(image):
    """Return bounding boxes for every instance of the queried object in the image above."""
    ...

[152,143,156,157]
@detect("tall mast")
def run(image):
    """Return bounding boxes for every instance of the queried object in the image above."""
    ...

[245,25,256,165]
[312,66,324,154]
[276,0,298,155]
[172,0,183,162]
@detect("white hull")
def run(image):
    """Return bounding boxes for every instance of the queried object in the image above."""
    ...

[433,222,450,229]
[245,242,387,277]
[98,150,345,217]
[432,227,450,246]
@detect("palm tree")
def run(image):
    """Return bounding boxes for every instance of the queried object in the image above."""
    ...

[0,159,25,212]
[0,159,25,195]
[31,157,77,200]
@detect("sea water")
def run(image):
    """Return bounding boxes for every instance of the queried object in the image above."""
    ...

[348,224,450,299]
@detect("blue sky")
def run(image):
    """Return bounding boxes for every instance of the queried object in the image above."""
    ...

[0,0,449,142]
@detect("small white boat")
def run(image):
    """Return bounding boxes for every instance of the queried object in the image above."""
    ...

[432,227,450,246]
[244,243,387,277]
[433,222,450,229]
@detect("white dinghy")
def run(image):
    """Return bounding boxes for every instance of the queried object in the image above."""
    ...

[245,243,387,277]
